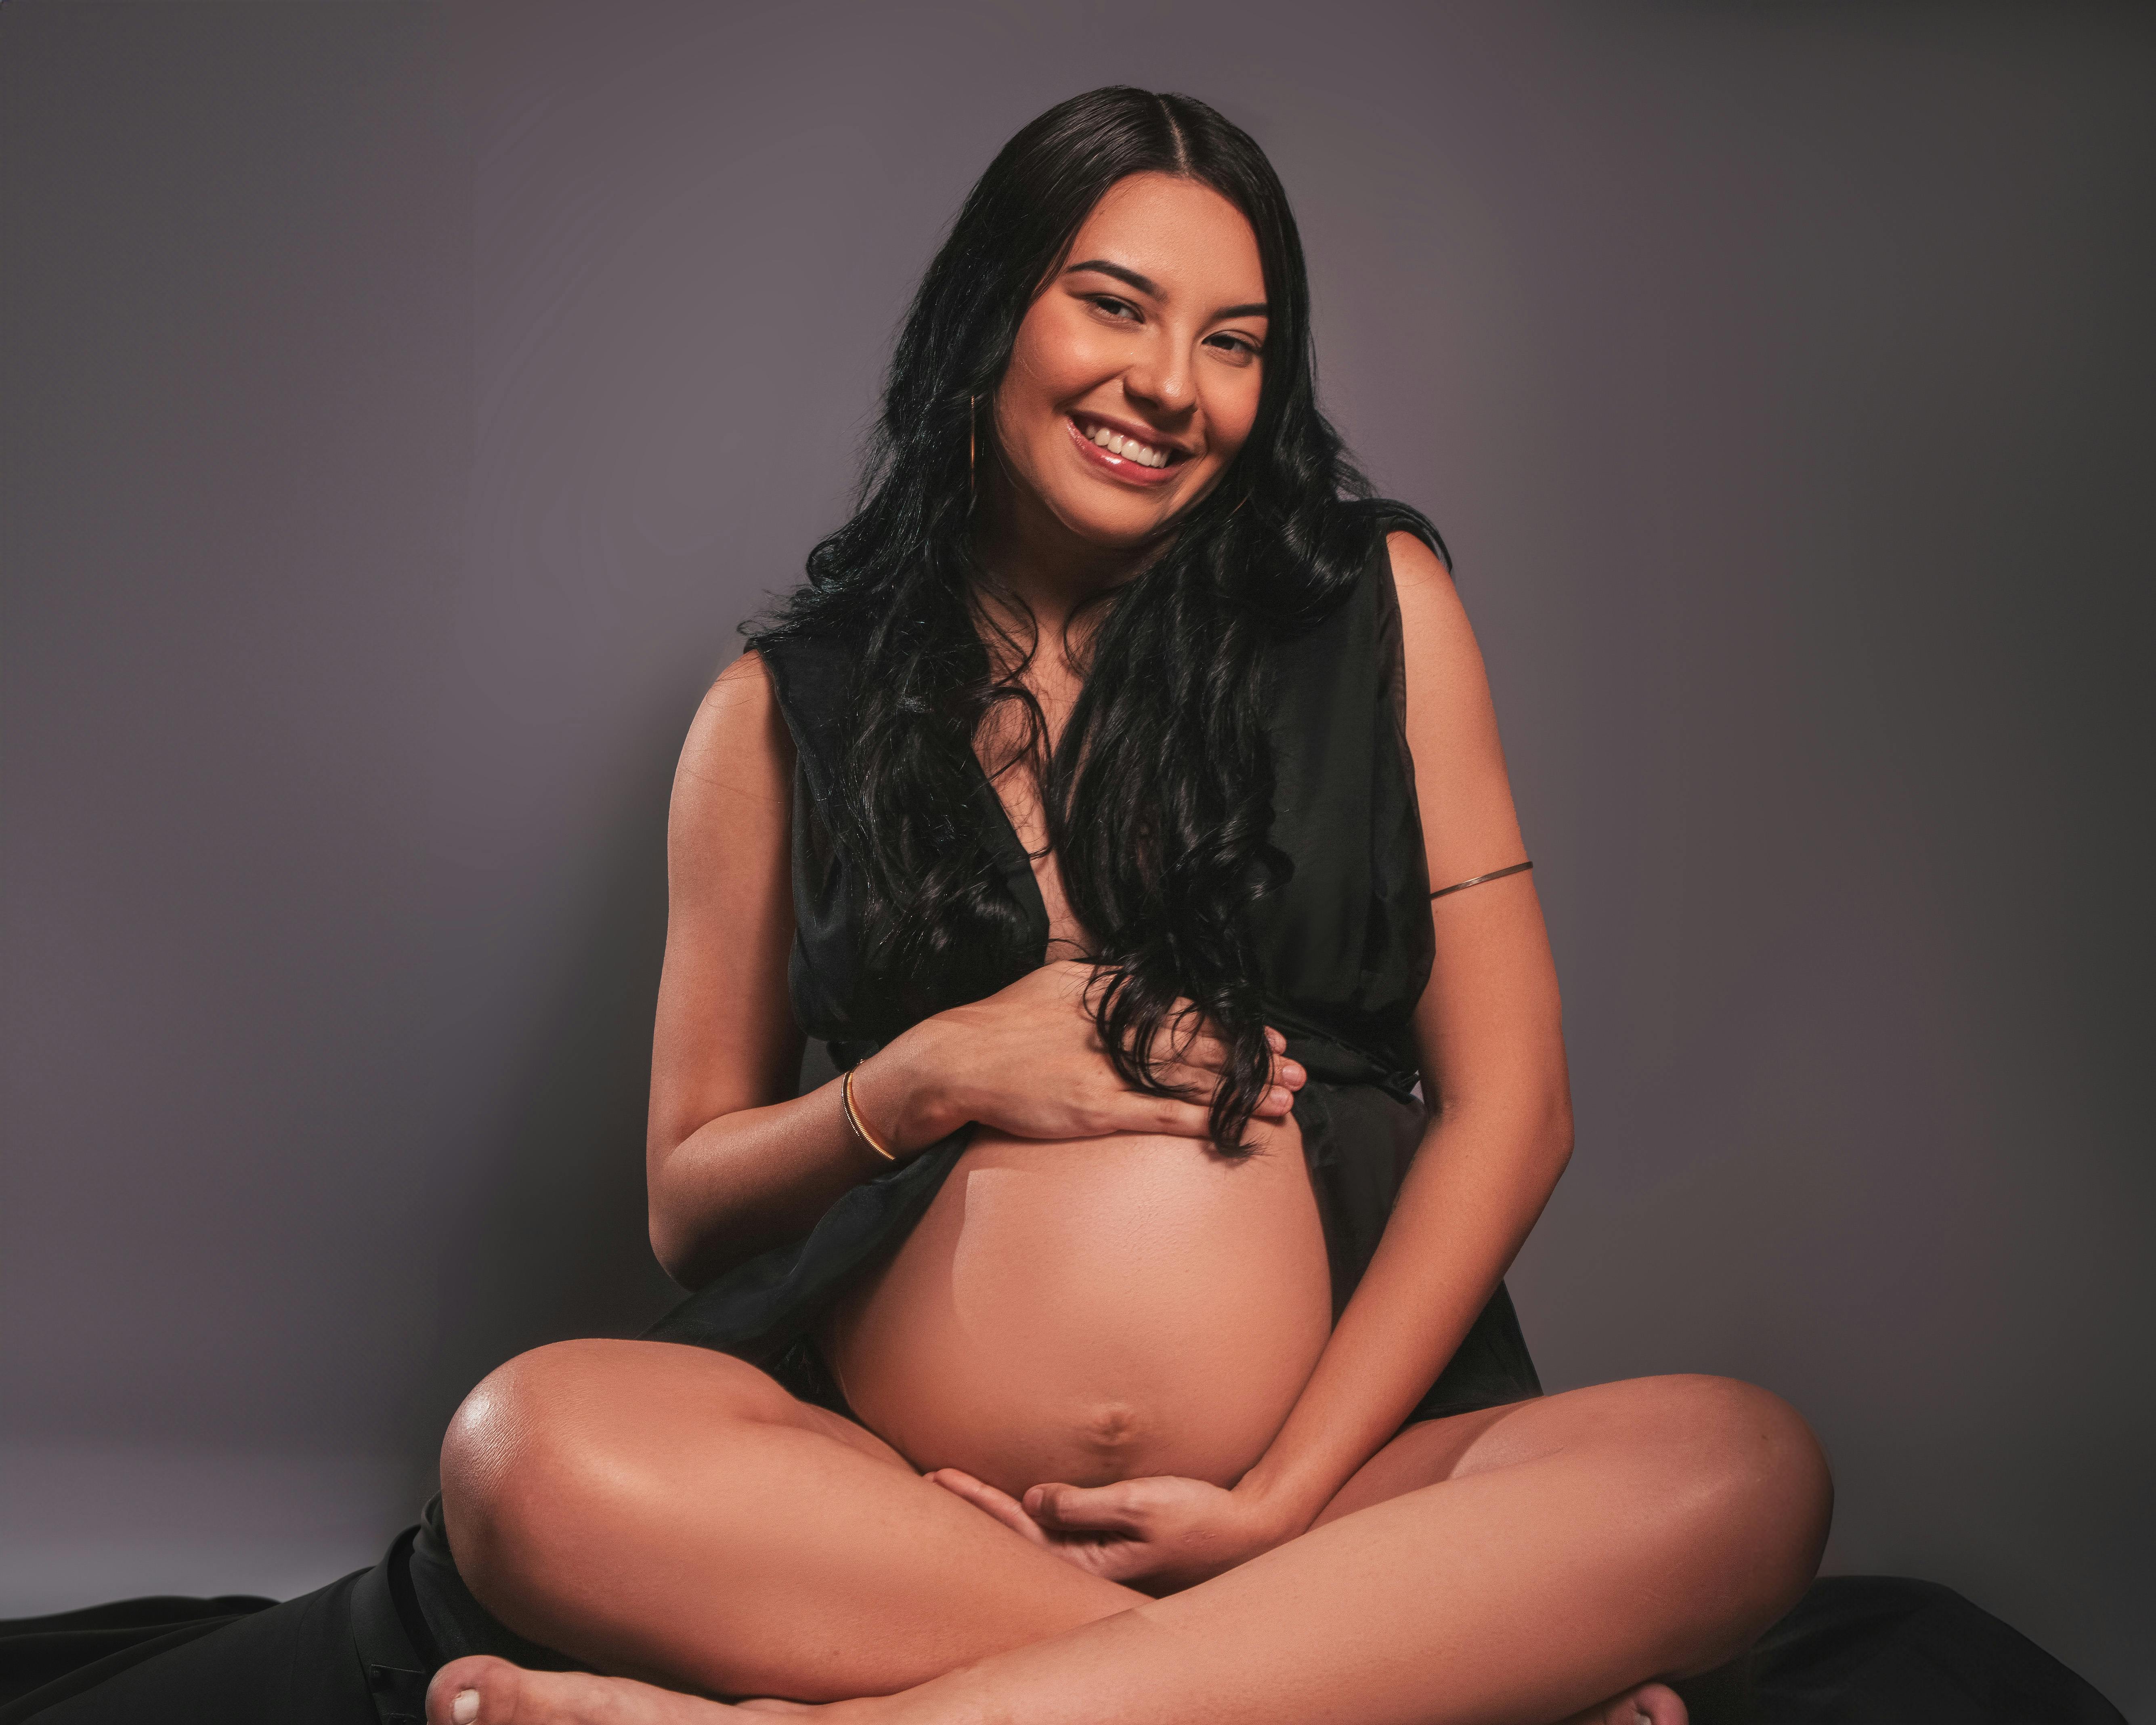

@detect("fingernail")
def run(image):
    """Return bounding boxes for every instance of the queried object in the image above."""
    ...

[1265,1028,1285,1051]
[453,1690,481,1725]
[1283,1062,1304,1085]
[1268,1087,1291,1110]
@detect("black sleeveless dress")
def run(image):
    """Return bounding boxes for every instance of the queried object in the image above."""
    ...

[640,515,1540,1421]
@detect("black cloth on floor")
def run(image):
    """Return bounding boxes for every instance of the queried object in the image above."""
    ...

[0,1596,274,1709]
[1675,1576,2128,1725]
[0,1528,431,1725]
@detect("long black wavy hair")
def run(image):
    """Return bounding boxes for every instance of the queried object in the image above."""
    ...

[756,86,1442,1152]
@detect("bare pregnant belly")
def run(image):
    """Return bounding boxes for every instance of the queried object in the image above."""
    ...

[818,1115,1334,1498]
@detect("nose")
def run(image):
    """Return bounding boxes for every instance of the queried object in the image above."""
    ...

[1122,342,1196,418]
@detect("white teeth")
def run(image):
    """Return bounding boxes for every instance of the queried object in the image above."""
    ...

[1080,421,1169,467]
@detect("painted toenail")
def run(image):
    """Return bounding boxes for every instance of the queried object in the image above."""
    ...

[452,1688,480,1724]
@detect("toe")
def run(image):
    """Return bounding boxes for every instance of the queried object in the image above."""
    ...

[1630,1681,1687,1725]
[427,1656,522,1725]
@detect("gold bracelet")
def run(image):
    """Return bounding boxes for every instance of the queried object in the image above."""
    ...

[841,1067,897,1162]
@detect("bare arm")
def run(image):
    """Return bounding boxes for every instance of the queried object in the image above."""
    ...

[1233,531,1572,1525]
[647,651,1290,1289]
[644,651,873,1286]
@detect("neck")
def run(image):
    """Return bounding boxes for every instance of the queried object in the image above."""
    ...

[969,467,1151,637]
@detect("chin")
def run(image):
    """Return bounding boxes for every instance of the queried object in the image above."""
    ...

[1061,511,1168,551]
[1048,485,1202,550]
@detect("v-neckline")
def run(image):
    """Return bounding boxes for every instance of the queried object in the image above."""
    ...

[964,746,1055,966]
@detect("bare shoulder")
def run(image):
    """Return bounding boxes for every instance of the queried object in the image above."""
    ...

[675,647,793,811]
[1384,527,1453,592]
[1384,528,1492,709]
[1384,529,1472,652]
[669,648,795,913]
[1382,533,1526,881]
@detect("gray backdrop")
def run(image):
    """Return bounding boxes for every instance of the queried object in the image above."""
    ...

[3,0,2150,1709]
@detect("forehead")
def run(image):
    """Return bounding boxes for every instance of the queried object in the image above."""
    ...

[1065,172,1265,307]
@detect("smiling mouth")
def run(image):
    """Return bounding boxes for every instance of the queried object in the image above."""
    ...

[1068,413,1187,472]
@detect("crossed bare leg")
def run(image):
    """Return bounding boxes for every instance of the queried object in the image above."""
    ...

[421,1345,1826,1725]
[424,1663,1688,1725]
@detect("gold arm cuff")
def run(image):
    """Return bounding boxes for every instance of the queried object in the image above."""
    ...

[1430,859,1533,900]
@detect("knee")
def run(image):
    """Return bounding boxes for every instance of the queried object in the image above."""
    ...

[439,1339,786,1574]
[1638,1374,1833,1606]
[440,1341,613,1566]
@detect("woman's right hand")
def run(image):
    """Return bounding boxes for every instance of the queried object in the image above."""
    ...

[850,960,1304,1153]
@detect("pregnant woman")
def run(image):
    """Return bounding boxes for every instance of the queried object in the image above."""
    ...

[419,88,1831,1725]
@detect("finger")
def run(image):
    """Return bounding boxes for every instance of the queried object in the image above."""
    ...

[1159,1069,1292,1119]
[1024,1482,1148,1536]
[1044,1537,1147,1583]
[1154,1049,1300,1108]
[928,1470,1049,1544]
[1150,1017,1297,1073]
[1149,1038,1301,1100]
[1088,1542,1163,1584]
[1151,1055,1224,1098]
[926,1469,1049,1545]
[1159,998,1224,1055]
[1166,1027,1230,1069]
[1172,1037,1301,1091]
[1112,1095,1216,1138]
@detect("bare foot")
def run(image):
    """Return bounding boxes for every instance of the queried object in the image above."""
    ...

[425,1655,768,1724]
[1560,1681,1687,1725]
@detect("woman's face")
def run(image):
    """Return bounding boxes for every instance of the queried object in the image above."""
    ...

[990,172,1269,551]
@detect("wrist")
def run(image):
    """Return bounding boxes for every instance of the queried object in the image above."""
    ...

[853,1027,965,1156]
[1231,1466,1328,1545]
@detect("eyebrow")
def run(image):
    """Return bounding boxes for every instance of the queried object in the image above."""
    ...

[1063,258,1269,321]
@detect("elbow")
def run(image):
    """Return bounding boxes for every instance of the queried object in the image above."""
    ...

[648,1208,700,1289]
[648,1171,764,1291]
[646,1186,696,1288]
[1424,1079,1571,1183]
[650,1209,749,1292]
[645,1147,722,1289]
[1544,1110,1574,1182]
[1542,1088,1574,1181]
[646,1122,790,1288]
[648,1192,744,1291]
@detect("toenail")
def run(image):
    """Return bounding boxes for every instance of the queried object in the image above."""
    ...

[452,1689,480,1724]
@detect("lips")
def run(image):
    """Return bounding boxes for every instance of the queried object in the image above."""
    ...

[1065,413,1188,486]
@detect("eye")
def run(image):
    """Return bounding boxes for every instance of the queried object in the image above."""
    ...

[1087,294,1142,322]
[1205,331,1263,363]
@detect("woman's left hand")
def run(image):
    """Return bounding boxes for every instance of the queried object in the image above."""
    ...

[925,1468,1298,1591]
